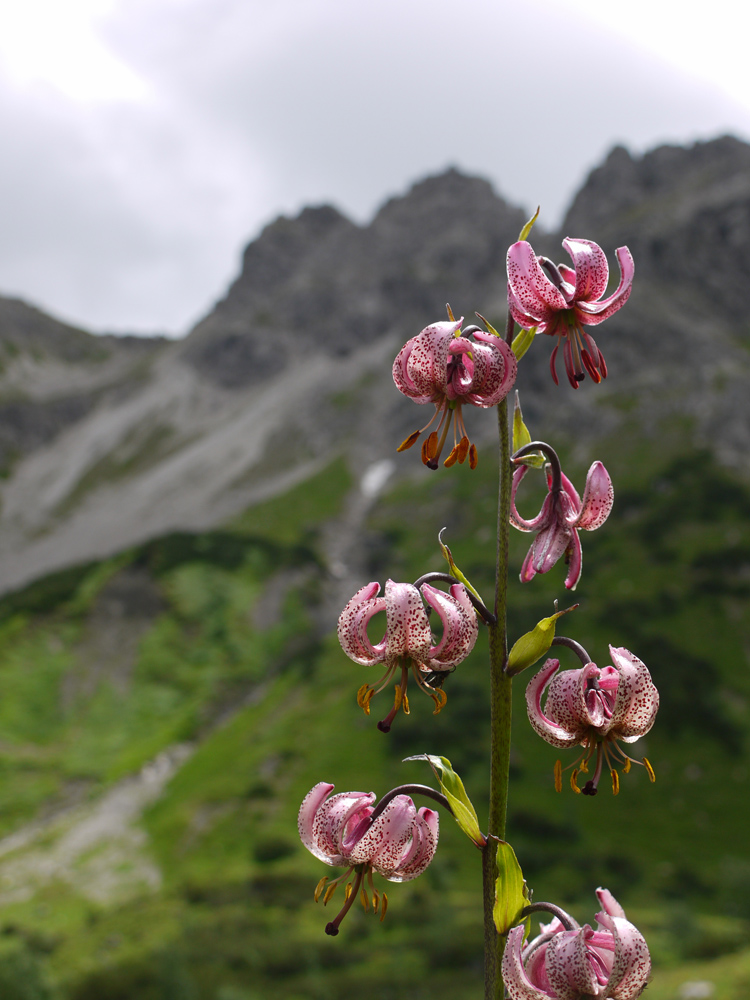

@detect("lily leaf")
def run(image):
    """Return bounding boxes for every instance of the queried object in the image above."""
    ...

[438,528,486,608]
[404,754,486,847]
[505,604,578,677]
[518,206,540,242]
[511,326,536,361]
[493,840,530,935]
[512,393,544,467]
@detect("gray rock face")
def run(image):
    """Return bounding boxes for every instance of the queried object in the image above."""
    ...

[0,137,748,594]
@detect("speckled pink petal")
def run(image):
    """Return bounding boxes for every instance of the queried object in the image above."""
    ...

[596,888,627,920]
[393,337,433,403]
[384,580,432,662]
[465,331,518,406]
[545,928,597,999]
[575,246,634,324]
[388,806,439,882]
[576,462,614,531]
[337,582,388,665]
[608,646,659,739]
[562,238,610,303]
[348,794,416,870]
[405,320,462,397]
[526,659,581,748]
[605,916,652,1000]
[507,241,569,314]
[422,582,478,667]
[508,284,553,331]
[502,926,551,1000]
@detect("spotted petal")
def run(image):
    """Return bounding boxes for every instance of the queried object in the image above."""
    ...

[575,246,634,324]
[562,237,610,303]
[384,579,432,662]
[525,659,581,748]
[387,806,439,882]
[298,783,375,866]
[507,241,570,315]
[502,926,551,1000]
[575,462,614,531]
[607,646,659,740]
[422,582,478,668]
[337,582,388,665]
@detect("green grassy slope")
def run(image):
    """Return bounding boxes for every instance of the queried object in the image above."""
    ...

[0,418,748,999]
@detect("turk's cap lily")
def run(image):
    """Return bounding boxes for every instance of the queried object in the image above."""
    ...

[298,782,439,934]
[506,238,634,388]
[393,317,517,468]
[526,646,658,795]
[503,889,651,1000]
[338,578,478,730]
[510,451,613,591]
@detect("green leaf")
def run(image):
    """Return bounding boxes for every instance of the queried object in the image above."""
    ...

[512,393,544,467]
[493,840,530,935]
[404,754,486,847]
[511,326,536,361]
[438,528,487,608]
[518,206,540,242]
[505,604,578,677]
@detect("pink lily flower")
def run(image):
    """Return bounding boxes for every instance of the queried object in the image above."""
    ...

[298,781,439,935]
[506,238,634,388]
[393,317,517,469]
[338,578,478,731]
[503,889,651,1000]
[510,453,614,591]
[526,646,659,795]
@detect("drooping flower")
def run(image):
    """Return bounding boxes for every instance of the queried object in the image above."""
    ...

[503,889,651,1000]
[338,578,478,731]
[510,453,613,591]
[526,646,659,795]
[393,317,517,469]
[506,238,634,388]
[298,781,439,935]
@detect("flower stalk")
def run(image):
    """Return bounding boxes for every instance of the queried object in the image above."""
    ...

[484,393,514,1000]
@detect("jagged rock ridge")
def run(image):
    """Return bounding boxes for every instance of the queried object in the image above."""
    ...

[0,137,748,594]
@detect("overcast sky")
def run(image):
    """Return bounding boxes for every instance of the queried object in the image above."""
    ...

[1,0,749,336]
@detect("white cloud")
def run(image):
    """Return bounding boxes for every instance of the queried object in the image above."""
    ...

[0,0,748,334]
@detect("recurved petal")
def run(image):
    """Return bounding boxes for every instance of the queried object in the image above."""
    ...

[596,887,627,921]
[393,337,433,403]
[526,659,581,748]
[508,241,570,315]
[563,530,583,591]
[502,926,551,1000]
[384,579,432,661]
[405,320,462,397]
[545,928,598,999]
[337,582,388,665]
[388,806,439,881]
[510,466,555,532]
[422,582,478,667]
[575,462,614,531]
[608,646,659,738]
[605,916,652,1000]
[575,246,634,324]
[348,794,416,871]
[464,331,518,406]
[562,237,610,303]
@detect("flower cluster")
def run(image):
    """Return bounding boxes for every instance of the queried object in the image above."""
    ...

[298,782,439,935]
[507,238,633,388]
[338,578,478,731]
[393,317,517,468]
[526,646,659,795]
[503,889,651,1000]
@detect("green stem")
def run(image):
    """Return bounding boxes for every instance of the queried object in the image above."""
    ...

[483,396,513,1000]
